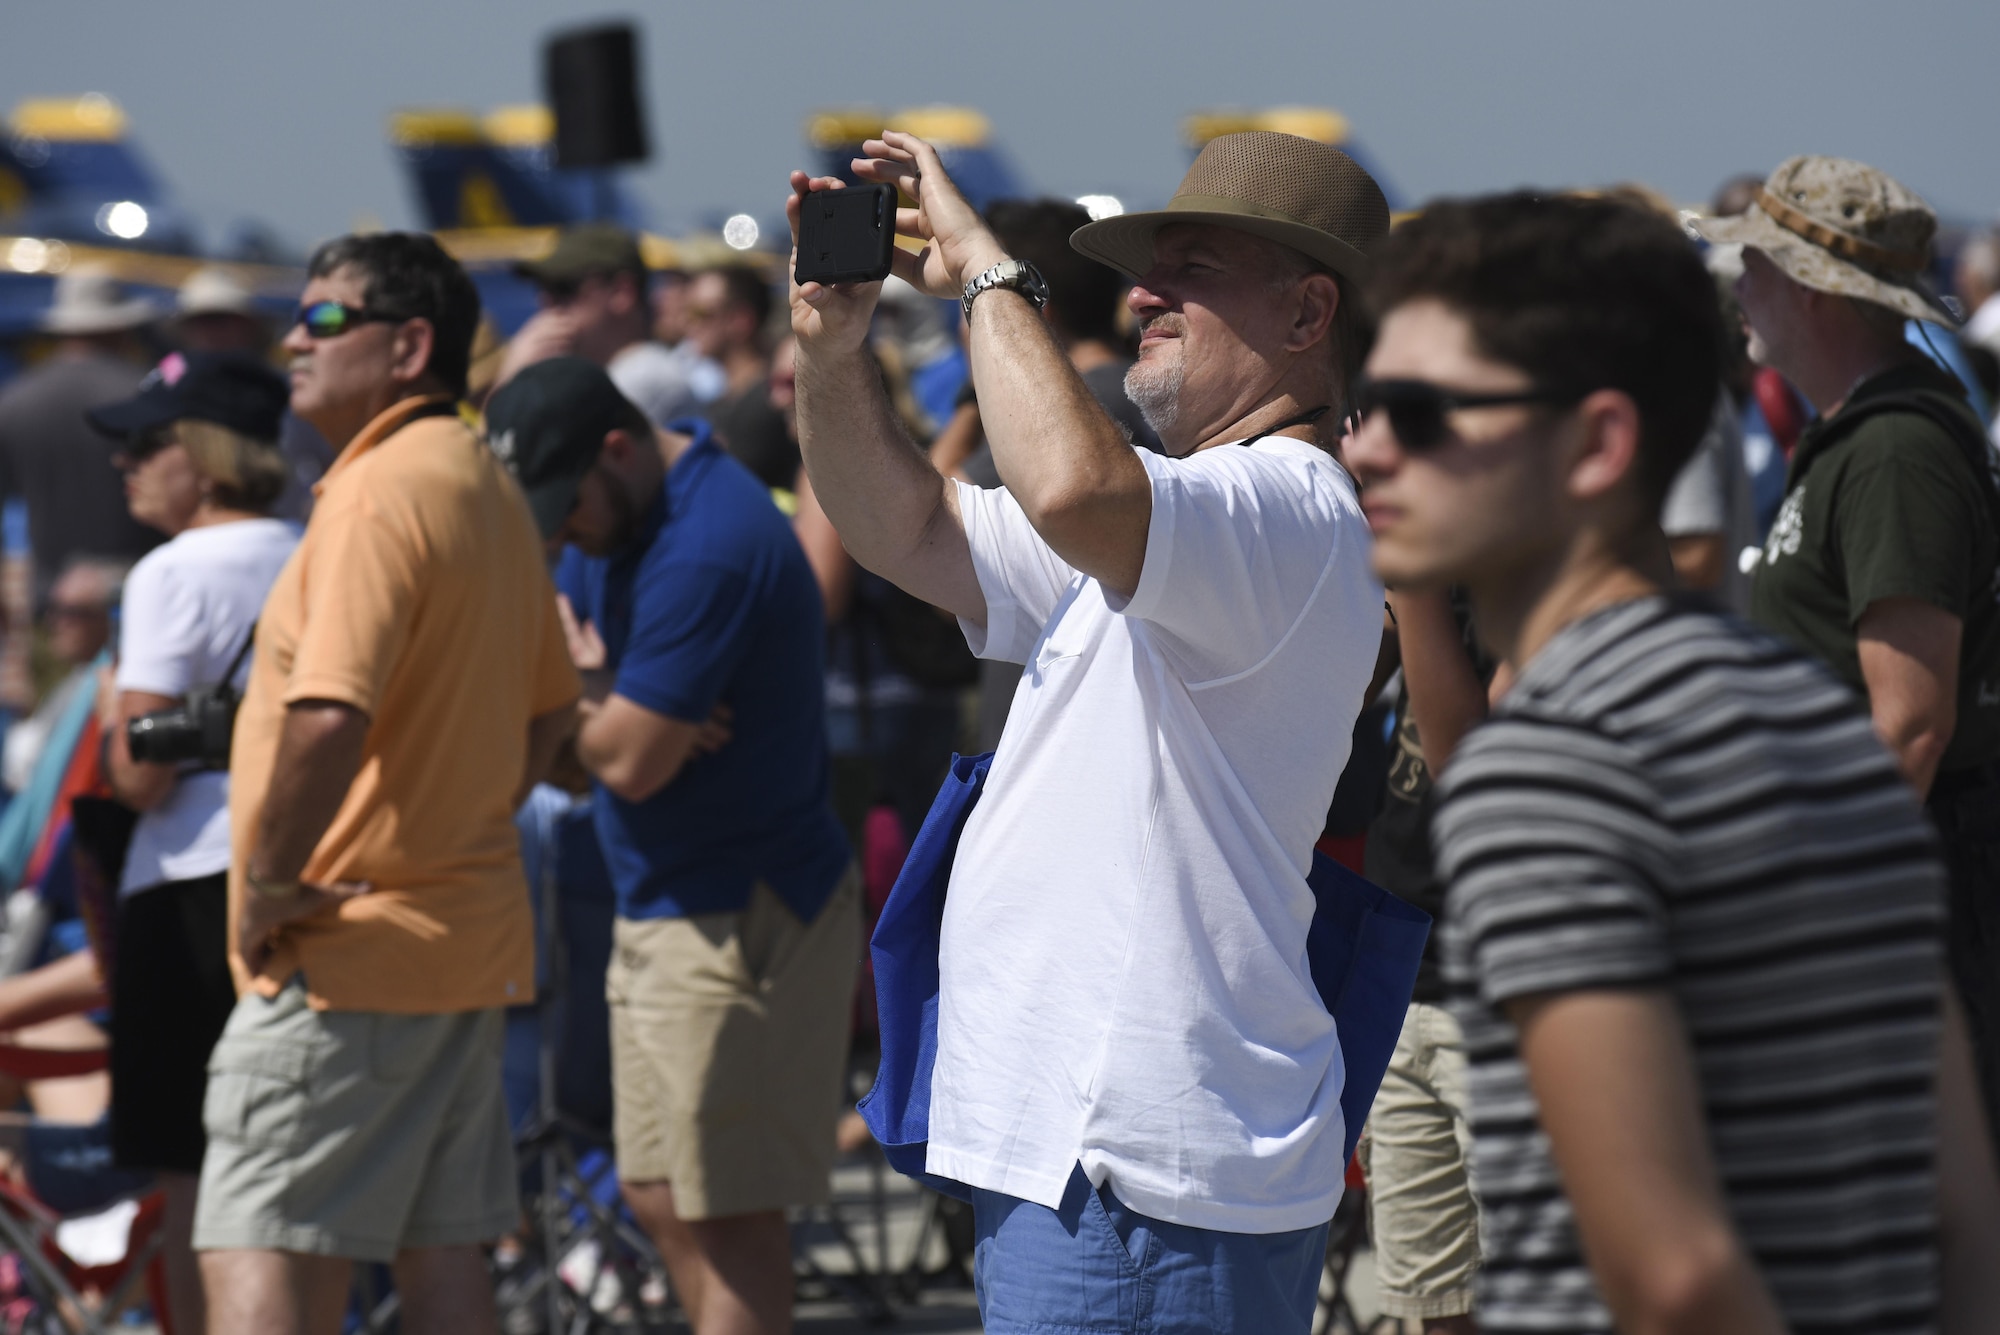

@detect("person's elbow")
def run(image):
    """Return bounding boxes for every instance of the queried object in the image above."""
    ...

[592,750,685,804]
[289,698,371,744]
[1667,532,1726,591]
[1882,700,1956,788]
[1012,467,1151,596]
[1012,453,1132,535]
[1605,1227,1770,1334]
[110,762,178,813]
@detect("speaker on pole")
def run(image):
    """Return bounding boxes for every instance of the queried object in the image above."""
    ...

[544,22,650,170]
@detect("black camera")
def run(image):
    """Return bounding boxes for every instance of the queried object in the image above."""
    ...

[794,183,897,286]
[125,679,242,769]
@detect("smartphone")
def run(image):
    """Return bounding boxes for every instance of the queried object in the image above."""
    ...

[795,183,897,286]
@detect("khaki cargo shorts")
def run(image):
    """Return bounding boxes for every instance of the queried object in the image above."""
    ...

[608,867,862,1220]
[193,978,517,1263]
[1357,1001,1481,1320]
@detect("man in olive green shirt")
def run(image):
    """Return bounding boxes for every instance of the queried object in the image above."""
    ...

[1750,359,2000,769]
[1700,157,2000,1172]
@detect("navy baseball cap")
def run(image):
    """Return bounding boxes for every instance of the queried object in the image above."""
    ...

[86,351,289,443]
[484,357,643,539]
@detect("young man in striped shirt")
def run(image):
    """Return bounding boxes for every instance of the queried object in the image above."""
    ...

[1346,193,1948,1334]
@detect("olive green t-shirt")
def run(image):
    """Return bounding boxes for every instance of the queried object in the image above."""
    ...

[1750,362,2000,774]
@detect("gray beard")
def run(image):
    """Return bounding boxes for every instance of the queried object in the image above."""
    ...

[1123,356,1185,438]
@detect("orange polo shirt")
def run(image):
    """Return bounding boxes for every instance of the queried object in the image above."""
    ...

[228,395,580,1012]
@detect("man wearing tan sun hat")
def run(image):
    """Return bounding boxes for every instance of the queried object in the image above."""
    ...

[789,130,1389,1332]
[1697,158,2000,1157]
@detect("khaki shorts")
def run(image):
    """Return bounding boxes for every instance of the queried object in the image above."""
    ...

[193,979,517,1263]
[609,867,861,1220]
[1357,1001,1481,1321]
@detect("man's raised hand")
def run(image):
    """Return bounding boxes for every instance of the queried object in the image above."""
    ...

[851,131,1008,300]
[787,171,883,354]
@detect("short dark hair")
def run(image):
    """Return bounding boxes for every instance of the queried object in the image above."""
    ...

[1366,193,1724,509]
[307,232,482,397]
[714,265,774,335]
[985,199,1126,346]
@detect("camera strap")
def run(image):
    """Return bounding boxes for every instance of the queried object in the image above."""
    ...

[219,624,257,693]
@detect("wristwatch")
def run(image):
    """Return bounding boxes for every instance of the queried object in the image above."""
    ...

[961,259,1050,322]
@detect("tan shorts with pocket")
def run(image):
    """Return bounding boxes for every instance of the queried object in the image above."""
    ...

[1358,1001,1481,1320]
[193,979,517,1263]
[608,866,861,1220]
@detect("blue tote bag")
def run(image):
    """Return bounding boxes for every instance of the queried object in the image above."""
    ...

[859,751,1431,1201]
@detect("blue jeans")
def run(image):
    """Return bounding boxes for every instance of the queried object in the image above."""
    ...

[971,1165,1330,1334]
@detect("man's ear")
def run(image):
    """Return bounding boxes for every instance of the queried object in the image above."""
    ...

[387,318,438,390]
[1285,272,1341,354]
[1565,388,1645,504]
[601,427,638,464]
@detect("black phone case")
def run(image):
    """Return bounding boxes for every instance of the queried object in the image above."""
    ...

[794,184,897,286]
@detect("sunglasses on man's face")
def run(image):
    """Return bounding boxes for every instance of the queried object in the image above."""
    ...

[293,300,401,340]
[1352,376,1577,451]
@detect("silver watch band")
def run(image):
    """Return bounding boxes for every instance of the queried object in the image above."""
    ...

[961,260,1048,321]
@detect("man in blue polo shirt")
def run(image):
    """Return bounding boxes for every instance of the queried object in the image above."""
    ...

[486,358,856,1335]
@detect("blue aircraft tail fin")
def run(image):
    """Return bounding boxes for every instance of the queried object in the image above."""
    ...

[807,106,1024,213]
[0,96,193,251]
[391,107,633,231]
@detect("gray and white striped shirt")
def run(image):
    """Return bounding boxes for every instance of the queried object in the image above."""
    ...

[1436,596,1944,1335]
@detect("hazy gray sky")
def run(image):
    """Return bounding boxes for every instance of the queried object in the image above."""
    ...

[4,1,1994,253]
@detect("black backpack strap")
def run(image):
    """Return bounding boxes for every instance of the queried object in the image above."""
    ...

[1817,390,2000,533]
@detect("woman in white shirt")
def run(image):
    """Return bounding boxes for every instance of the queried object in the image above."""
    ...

[87,352,300,1335]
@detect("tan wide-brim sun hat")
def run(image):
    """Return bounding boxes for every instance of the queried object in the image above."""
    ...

[175,265,261,320]
[42,264,160,336]
[1692,155,1957,327]
[1071,130,1389,285]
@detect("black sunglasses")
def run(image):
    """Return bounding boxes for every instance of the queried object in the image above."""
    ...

[293,300,403,340]
[1353,376,1578,451]
[111,433,176,469]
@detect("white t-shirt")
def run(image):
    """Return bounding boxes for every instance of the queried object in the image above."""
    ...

[115,518,300,895]
[932,436,1384,1233]
[1661,391,1757,613]
[1966,293,2000,355]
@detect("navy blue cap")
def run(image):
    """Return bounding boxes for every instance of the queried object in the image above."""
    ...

[485,357,641,539]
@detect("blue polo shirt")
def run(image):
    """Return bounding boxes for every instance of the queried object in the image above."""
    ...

[556,421,849,922]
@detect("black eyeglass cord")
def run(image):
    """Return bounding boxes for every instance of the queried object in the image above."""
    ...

[1236,404,1332,449]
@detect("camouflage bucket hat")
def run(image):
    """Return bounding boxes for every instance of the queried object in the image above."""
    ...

[1692,155,1956,326]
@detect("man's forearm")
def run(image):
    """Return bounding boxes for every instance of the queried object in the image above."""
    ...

[1857,598,1962,800]
[250,701,370,884]
[1389,589,1488,774]
[968,289,1151,593]
[0,950,105,1032]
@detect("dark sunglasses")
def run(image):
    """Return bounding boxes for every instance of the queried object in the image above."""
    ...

[293,300,402,340]
[116,429,177,464]
[1353,376,1578,451]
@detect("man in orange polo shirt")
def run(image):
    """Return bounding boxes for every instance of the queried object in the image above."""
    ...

[193,233,580,1335]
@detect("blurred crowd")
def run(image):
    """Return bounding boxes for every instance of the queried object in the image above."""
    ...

[0,131,1982,1335]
